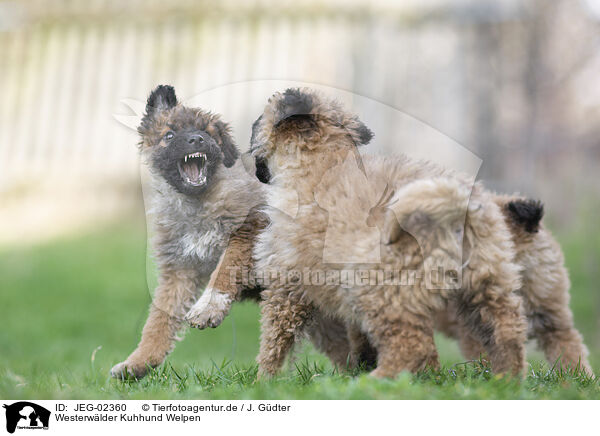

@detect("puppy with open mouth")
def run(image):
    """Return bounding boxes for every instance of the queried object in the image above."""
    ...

[109,84,260,379]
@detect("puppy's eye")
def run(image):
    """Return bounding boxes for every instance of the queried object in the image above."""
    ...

[164,131,174,141]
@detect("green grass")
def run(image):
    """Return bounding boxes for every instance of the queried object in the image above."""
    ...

[1,218,599,399]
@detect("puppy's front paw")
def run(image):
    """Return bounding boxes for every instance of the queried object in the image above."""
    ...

[110,360,148,380]
[185,288,232,329]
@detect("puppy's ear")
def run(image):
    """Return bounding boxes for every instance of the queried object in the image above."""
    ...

[273,88,373,146]
[145,85,177,118]
[138,85,178,141]
[211,120,240,168]
[380,210,434,245]
[355,120,373,145]
[271,89,317,136]
[346,116,373,146]
[274,88,314,124]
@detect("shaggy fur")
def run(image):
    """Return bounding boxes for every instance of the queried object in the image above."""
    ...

[250,88,529,378]
[435,194,592,374]
[196,203,372,369]
[110,85,357,379]
[110,85,262,379]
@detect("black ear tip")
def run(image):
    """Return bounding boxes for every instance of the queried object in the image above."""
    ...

[147,85,177,112]
[357,123,373,145]
[154,84,175,93]
[283,87,309,98]
[276,88,313,122]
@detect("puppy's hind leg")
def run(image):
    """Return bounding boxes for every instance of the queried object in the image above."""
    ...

[519,235,592,374]
[346,322,378,371]
[460,203,528,376]
[458,289,527,376]
[524,268,592,375]
[304,312,353,369]
[257,288,313,378]
[364,305,439,378]
[532,308,592,375]
[111,267,201,380]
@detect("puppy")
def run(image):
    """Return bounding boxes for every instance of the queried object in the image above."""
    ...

[250,88,529,378]
[435,195,592,374]
[109,84,260,379]
[206,164,591,375]
[252,88,591,376]
[111,85,359,379]
[200,115,591,376]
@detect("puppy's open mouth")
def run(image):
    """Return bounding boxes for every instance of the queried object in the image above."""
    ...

[177,152,207,186]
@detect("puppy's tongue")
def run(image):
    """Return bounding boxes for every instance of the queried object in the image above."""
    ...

[182,161,200,180]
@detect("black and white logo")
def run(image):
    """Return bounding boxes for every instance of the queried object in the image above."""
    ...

[3,402,50,433]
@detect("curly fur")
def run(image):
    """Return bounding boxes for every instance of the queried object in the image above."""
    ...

[251,88,529,378]
[111,86,359,379]
[111,85,265,379]
[435,194,591,374]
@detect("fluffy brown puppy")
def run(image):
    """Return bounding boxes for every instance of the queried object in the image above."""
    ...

[498,197,591,373]
[110,85,355,379]
[250,88,528,378]
[435,195,592,374]
[198,177,592,375]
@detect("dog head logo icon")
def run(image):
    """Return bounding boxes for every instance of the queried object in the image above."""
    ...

[3,402,50,433]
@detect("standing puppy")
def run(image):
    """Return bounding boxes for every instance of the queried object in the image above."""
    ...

[110,85,262,379]
[436,195,592,374]
[250,88,527,378]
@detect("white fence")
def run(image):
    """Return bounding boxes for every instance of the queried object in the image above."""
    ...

[0,0,496,190]
[0,0,597,243]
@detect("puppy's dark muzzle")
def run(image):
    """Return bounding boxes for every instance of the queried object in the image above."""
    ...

[255,156,271,184]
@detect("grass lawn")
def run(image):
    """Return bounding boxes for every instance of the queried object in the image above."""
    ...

[1,218,599,400]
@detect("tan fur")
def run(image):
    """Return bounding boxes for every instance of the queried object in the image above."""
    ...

[110,159,266,379]
[190,206,357,368]
[115,86,590,380]
[111,266,202,378]
[251,88,528,378]
[110,88,270,379]
[434,194,592,374]
[185,208,268,329]
[111,87,358,379]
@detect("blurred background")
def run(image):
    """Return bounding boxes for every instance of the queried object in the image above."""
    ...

[0,0,599,395]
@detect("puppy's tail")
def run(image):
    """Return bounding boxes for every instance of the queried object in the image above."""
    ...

[377,178,472,245]
[504,199,544,233]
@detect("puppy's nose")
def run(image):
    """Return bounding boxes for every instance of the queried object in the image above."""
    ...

[187,134,204,144]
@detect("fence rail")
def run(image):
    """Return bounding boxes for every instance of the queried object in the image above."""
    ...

[1,0,525,192]
[0,0,598,243]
